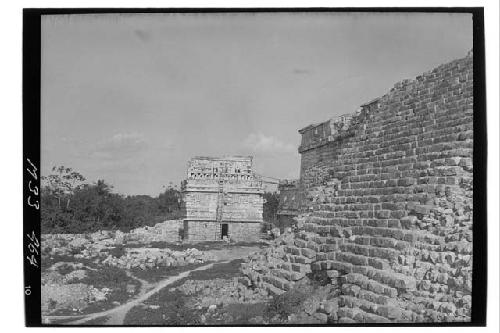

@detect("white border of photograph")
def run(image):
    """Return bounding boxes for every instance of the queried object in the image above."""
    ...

[1,0,498,332]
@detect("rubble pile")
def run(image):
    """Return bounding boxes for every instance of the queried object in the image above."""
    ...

[102,247,215,270]
[41,261,112,315]
[41,283,111,313]
[41,220,186,264]
[42,234,118,263]
[281,282,340,324]
[42,220,183,258]
[175,277,268,307]
[241,230,313,296]
[40,222,214,316]
[128,220,183,243]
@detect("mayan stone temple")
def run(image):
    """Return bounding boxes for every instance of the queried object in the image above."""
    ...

[243,51,474,323]
[181,156,264,242]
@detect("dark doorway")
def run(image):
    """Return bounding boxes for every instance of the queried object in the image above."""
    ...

[221,223,228,239]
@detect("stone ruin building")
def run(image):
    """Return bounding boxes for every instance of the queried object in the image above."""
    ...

[243,51,474,323]
[181,156,264,242]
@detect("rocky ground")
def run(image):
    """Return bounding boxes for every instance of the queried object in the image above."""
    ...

[41,228,220,320]
[42,227,340,325]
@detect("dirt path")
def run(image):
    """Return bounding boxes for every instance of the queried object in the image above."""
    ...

[44,245,260,325]
[69,262,219,325]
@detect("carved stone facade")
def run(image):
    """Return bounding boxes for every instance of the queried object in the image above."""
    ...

[181,156,264,242]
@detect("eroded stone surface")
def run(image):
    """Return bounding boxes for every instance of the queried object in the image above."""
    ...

[245,51,474,323]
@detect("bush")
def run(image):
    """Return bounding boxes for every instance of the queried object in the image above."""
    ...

[169,297,202,325]
[41,168,183,234]
[80,266,129,289]
[265,287,309,320]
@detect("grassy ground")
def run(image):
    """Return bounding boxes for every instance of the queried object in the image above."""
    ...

[129,262,207,284]
[45,317,83,325]
[83,267,142,313]
[42,239,265,324]
[123,258,254,325]
[211,302,267,324]
[42,254,99,272]
[125,289,268,325]
[124,258,325,325]
[84,316,111,325]
[189,259,245,280]
[124,281,201,325]
[266,286,311,321]
[48,265,142,316]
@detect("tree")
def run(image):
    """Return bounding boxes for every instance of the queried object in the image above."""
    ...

[41,166,86,210]
[70,180,125,232]
[40,167,184,233]
[158,185,181,214]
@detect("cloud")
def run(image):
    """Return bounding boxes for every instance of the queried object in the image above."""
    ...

[293,68,312,75]
[91,132,148,159]
[243,132,296,154]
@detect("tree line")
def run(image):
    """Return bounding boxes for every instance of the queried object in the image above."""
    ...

[41,166,182,233]
[41,166,279,234]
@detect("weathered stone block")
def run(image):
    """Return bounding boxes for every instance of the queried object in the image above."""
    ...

[263,51,475,324]
[301,247,316,259]
[376,305,403,320]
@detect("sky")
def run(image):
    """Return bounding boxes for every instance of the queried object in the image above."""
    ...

[41,12,472,196]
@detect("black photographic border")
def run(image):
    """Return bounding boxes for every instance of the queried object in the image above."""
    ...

[23,7,487,327]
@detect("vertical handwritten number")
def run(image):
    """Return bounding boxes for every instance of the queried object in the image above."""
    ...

[25,160,40,269]
[28,243,39,255]
[27,196,39,210]
[26,159,39,210]
[28,180,39,196]
[26,158,38,180]
[26,231,39,247]
[26,255,38,268]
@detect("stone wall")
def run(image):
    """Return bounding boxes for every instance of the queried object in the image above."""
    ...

[129,220,183,243]
[182,180,264,224]
[244,51,474,323]
[227,222,261,242]
[183,192,219,221]
[183,221,220,242]
[223,193,264,221]
[182,156,264,242]
[183,221,261,242]
[42,220,184,246]
[301,52,473,323]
